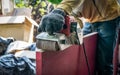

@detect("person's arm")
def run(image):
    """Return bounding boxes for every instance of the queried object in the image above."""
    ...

[38,0,84,34]
[57,0,84,15]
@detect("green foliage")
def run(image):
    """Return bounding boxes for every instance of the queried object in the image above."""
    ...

[15,0,41,8]
[15,0,48,24]
[47,0,62,4]
[41,1,47,7]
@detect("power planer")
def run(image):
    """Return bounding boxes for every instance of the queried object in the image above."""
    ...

[36,16,79,51]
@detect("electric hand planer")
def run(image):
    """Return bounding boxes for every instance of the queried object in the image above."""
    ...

[36,16,78,51]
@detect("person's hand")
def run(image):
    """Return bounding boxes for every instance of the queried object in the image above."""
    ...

[38,9,66,35]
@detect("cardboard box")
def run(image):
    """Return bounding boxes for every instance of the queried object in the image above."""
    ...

[0,16,38,43]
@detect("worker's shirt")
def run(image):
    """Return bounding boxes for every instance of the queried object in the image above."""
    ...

[57,0,120,23]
